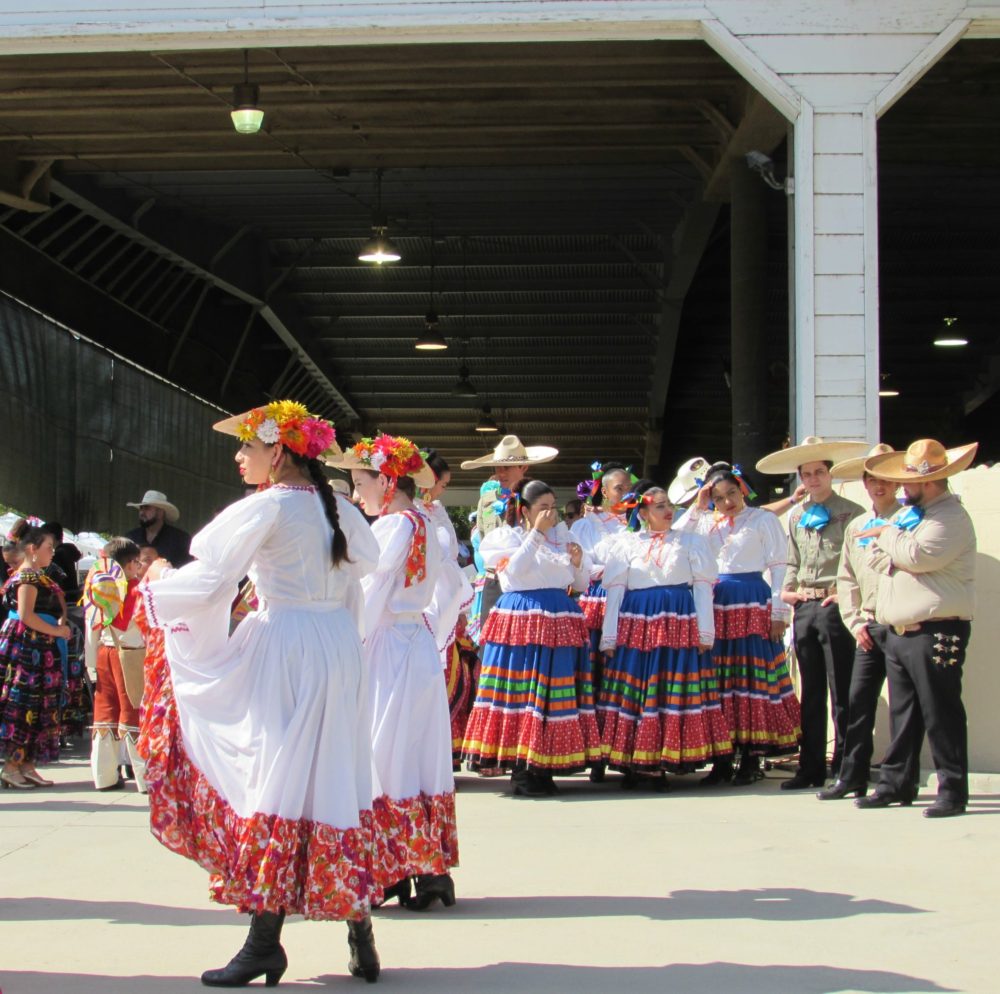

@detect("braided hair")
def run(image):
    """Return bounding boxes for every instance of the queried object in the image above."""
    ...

[289,452,350,566]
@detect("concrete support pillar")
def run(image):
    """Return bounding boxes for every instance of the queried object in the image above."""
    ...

[730,161,769,470]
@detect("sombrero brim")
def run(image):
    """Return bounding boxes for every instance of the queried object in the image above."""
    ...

[459,446,558,471]
[757,441,870,475]
[864,443,978,483]
[326,450,437,489]
[667,482,700,506]
[212,411,344,465]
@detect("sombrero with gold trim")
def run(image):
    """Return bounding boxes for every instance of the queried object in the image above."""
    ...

[863,439,978,484]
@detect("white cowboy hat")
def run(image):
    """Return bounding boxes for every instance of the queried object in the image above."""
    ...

[460,434,558,471]
[667,456,710,506]
[864,439,978,484]
[756,436,870,475]
[830,443,895,482]
[126,490,180,524]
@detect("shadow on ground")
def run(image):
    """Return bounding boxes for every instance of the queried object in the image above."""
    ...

[1,961,957,994]
[0,886,923,927]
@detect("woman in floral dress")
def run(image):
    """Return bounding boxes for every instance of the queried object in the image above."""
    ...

[140,400,383,987]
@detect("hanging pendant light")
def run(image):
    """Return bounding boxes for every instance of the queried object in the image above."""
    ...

[475,406,499,433]
[453,363,477,398]
[933,315,968,347]
[358,169,401,264]
[416,231,447,349]
[231,51,265,134]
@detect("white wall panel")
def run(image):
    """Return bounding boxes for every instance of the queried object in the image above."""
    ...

[814,194,864,234]
[814,153,864,193]
[815,274,864,315]
[706,0,965,35]
[814,112,864,153]
[814,234,864,275]
[815,354,866,394]
[815,315,866,355]
[781,72,895,108]
[738,33,935,74]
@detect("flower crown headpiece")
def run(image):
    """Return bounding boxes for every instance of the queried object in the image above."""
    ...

[350,434,426,479]
[612,491,660,532]
[236,400,337,461]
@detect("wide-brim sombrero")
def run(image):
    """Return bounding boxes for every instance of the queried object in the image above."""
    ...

[325,448,437,489]
[460,434,558,471]
[213,409,344,466]
[830,443,895,482]
[864,440,978,484]
[756,436,870,475]
[667,456,710,506]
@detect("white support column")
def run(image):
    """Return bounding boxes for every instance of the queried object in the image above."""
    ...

[794,106,877,442]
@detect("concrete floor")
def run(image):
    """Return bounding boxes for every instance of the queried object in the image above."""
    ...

[1,749,997,994]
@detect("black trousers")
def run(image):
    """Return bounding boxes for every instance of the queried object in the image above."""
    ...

[877,620,971,803]
[792,599,856,779]
[838,623,922,788]
[479,574,502,630]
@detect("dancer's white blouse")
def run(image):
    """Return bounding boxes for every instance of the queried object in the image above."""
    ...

[570,511,628,581]
[143,486,379,826]
[480,522,591,594]
[674,505,790,621]
[600,529,718,650]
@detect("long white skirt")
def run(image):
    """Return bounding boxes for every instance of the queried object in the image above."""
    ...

[366,618,459,880]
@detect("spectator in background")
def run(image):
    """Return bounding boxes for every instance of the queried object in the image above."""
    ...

[40,522,83,603]
[137,544,159,577]
[125,490,192,568]
[563,497,583,526]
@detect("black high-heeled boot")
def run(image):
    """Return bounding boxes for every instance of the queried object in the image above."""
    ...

[201,910,287,988]
[405,873,456,911]
[372,877,412,908]
[346,916,381,983]
[731,751,762,786]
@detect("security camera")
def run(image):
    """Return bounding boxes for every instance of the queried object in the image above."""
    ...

[745,150,787,192]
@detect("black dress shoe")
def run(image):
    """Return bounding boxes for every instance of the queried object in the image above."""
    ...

[923,798,966,818]
[816,780,867,801]
[855,789,913,809]
[780,772,826,791]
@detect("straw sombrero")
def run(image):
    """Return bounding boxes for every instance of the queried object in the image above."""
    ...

[326,437,437,489]
[756,436,870,475]
[667,456,710,506]
[213,403,343,465]
[864,439,978,484]
[830,443,894,482]
[460,434,558,471]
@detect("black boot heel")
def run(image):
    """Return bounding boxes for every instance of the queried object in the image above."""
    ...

[347,916,381,983]
[201,910,287,988]
[405,873,456,911]
[372,877,411,908]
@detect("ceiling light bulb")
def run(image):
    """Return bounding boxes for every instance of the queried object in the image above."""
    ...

[933,337,968,347]
[358,227,401,264]
[231,82,263,134]
[878,389,900,397]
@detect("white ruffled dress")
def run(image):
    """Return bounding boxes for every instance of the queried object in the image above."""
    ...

[362,507,459,882]
[140,484,382,920]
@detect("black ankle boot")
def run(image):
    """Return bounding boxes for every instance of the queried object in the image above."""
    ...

[346,915,381,983]
[732,751,762,786]
[405,873,456,911]
[201,910,287,988]
[372,877,411,908]
[699,757,734,786]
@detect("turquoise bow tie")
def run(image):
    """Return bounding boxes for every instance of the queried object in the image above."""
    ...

[894,505,925,531]
[857,516,887,548]
[798,504,831,531]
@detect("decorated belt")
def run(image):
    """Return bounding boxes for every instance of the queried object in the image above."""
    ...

[891,617,962,636]
[798,586,835,600]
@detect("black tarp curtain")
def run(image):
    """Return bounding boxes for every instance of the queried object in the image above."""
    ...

[0,291,242,536]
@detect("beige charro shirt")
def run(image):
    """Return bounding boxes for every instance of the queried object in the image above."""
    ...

[837,501,901,636]
[868,492,976,627]
[785,491,865,591]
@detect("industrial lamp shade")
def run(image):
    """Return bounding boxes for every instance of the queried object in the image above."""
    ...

[231,82,264,134]
[358,227,401,264]
[475,408,499,433]
[416,327,448,351]
[453,364,477,398]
